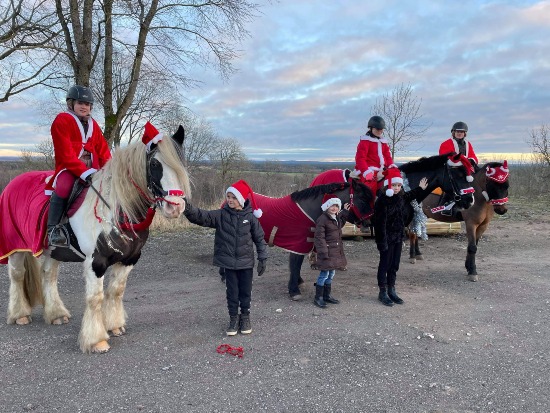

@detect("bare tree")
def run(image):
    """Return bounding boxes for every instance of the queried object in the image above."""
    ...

[20,137,54,170]
[371,83,430,157]
[528,124,550,167]
[209,137,248,184]
[2,0,261,146]
[0,0,64,102]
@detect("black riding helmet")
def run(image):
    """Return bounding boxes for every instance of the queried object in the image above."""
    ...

[66,85,94,104]
[451,121,468,132]
[368,115,386,130]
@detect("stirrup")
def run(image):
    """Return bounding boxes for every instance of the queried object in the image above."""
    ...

[48,226,70,248]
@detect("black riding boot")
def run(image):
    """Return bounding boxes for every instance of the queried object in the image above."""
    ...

[323,284,340,304]
[314,285,326,308]
[378,288,394,307]
[387,286,404,304]
[47,194,68,247]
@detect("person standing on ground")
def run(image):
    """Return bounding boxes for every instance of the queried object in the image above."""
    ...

[374,168,428,306]
[183,180,267,336]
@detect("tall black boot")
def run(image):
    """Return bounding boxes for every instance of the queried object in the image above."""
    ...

[47,194,68,247]
[313,284,326,308]
[378,287,394,307]
[387,286,404,304]
[323,284,340,304]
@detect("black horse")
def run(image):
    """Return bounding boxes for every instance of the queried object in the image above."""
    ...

[286,153,476,299]
[408,161,510,280]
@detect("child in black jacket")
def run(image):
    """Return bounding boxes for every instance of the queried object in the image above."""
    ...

[374,168,428,306]
[184,180,268,335]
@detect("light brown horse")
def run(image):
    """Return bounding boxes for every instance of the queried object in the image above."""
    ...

[408,161,509,281]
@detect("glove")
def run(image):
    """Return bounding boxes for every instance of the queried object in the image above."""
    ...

[83,173,94,185]
[218,267,226,283]
[183,197,192,214]
[363,171,374,181]
[257,259,266,276]
[377,243,388,252]
[376,170,384,181]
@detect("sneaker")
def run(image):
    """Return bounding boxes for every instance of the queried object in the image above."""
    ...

[226,315,238,336]
[239,314,252,334]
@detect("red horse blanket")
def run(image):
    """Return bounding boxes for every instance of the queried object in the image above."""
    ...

[0,171,51,264]
[255,193,316,255]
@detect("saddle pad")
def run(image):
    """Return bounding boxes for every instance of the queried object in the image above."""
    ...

[0,171,51,264]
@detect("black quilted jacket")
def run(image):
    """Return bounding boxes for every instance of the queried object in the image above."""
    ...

[184,201,267,270]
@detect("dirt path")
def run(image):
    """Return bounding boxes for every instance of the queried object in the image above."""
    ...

[1,203,549,412]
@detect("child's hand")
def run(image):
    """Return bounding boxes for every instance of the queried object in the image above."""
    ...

[419,177,428,190]
[343,202,351,211]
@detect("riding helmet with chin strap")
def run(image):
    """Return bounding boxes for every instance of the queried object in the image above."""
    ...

[368,115,386,130]
[451,121,468,133]
[66,85,94,105]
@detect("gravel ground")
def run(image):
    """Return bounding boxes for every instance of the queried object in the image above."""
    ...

[1,202,549,413]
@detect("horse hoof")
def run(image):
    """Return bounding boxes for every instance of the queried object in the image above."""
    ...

[409,258,416,264]
[468,274,478,282]
[290,294,302,301]
[92,340,110,353]
[416,255,424,261]
[15,316,32,325]
[111,326,126,336]
[52,316,70,325]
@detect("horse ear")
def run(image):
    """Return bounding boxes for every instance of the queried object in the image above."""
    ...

[172,125,185,145]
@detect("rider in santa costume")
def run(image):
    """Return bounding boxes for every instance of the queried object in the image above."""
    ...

[45,85,111,247]
[437,121,478,216]
[353,115,397,215]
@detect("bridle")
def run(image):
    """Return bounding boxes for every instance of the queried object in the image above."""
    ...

[346,177,373,222]
[483,162,509,205]
[445,163,475,203]
[145,150,185,209]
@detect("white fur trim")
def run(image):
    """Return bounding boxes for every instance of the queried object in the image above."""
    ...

[466,175,474,182]
[253,209,263,218]
[386,188,394,197]
[321,197,341,212]
[80,168,97,180]
[226,186,245,207]
[383,177,403,187]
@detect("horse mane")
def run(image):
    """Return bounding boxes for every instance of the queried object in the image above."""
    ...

[483,161,504,169]
[399,153,449,174]
[97,137,191,227]
[290,182,349,202]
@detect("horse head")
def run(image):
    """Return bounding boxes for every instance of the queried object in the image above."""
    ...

[146,125,191,219]
[346,175,375,226]
[484,160,509,215]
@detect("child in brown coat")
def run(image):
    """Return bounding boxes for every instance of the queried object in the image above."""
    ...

[313,194,350,308]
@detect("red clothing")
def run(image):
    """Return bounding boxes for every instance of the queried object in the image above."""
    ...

[354,135,396,180]
[45,112,111,194]
[439,137,478,164]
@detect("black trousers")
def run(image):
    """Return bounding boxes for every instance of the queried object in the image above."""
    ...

[376,241,403,288]
[224,268,253,316]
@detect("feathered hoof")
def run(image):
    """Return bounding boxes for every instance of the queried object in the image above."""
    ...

[91,340,110,353]
[409,258,416,264]
[467,274,479,282]
[110,326,126,337]
[52,316,70,325]
[15,316,32,325]
[416,255,424,261]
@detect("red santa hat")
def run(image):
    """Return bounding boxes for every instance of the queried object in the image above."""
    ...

[447,153,474,182]
[321,193,342,212]
[226,179,263,218]
[486,160,509,183]
[383,167,404,197]
[142,121,163,152]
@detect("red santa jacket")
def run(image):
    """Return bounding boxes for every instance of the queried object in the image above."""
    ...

[354,135,396,179]
[439,137,478,164]
[45,112,111,193]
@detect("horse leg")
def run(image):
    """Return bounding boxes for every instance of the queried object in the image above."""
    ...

[79,259,110,353]
[414,238,423,261]
[408,232,417,264]
[288,253,305,299]
[7,252,40,325]
[40,256,71,325]
[465,225,478,281]
[103,263,132,337]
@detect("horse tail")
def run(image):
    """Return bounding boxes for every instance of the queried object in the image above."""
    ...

[23,253,43,308]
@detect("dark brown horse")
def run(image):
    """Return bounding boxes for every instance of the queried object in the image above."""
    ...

[408,161,510,281]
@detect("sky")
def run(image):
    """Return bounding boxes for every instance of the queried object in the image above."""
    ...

[1,0,549,162]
